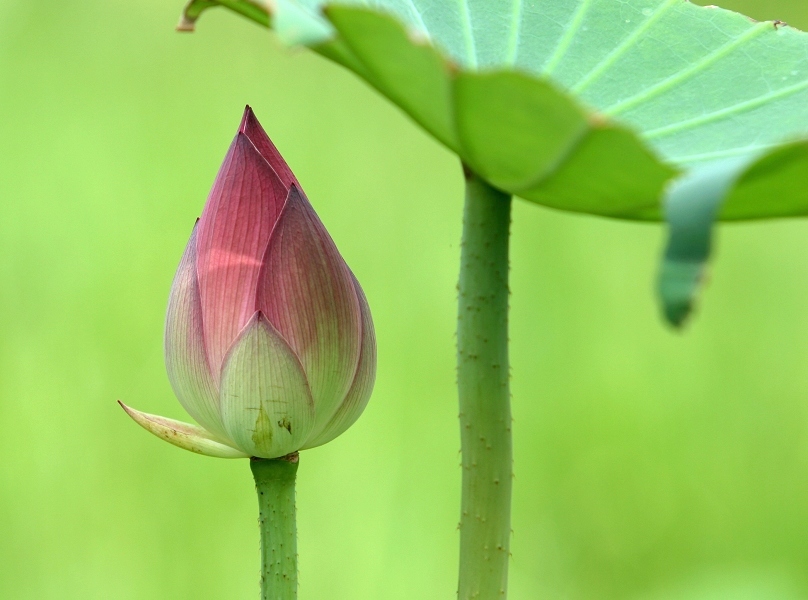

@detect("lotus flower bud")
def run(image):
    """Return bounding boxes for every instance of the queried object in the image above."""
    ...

[121,107,376,459]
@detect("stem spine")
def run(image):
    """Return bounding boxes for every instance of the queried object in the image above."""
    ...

[457,167,513,599]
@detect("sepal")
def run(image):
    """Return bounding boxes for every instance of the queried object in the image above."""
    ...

[219,312,316,458]
[119,401,249,458]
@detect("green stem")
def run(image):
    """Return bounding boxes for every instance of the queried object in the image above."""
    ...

[250,454,299,600]
[457,167,513,600]
[178,0,269,32]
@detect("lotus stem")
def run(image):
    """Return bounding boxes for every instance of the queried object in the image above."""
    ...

[457,166,513,599]
[250,454,299,600]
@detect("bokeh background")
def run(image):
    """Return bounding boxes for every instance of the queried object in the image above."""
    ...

[1,1,807,598]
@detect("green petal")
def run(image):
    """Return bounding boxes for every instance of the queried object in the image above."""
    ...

[119,402,249,458]
[164,223,228,440]
[303,274,376,449]
[219,312,316,458]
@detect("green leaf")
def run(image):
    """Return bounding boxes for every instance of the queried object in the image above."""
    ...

[181,0,807,210]
[181,0,808,323]
[659,139,808,326]
[318,4,682,218]
[658,156,753,328]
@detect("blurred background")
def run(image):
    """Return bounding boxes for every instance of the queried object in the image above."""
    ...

[0,1,807,598]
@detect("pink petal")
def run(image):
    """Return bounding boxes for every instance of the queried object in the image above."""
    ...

[239,106,300,191]
[164,223,228,440]
[303,273,376,448]
[256,186,362,429]
[195,133,288,376]
[219,312,316,458]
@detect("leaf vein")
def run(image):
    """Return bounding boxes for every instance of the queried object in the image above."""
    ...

[572,0,679,95]
[645,79,808,140]
[403,0,428,33]
[505,0,524,65]
[457,0,477,67]
[542,0,592,76]
[673,143,781,165]
[605,21,771,116]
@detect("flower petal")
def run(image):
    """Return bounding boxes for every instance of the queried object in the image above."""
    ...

[196,133,289,376]
[165,223,228,440]
[256,186,362,431]
[219,312,316,459]
[303,273,376,448]
[119,402,249,458]
[239,106,300,190]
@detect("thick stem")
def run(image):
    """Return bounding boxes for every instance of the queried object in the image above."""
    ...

[250,454,299,600]
[457,167,513,600]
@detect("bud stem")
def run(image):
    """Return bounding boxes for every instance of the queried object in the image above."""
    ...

[250,454,299,600]
[457,166,513,600]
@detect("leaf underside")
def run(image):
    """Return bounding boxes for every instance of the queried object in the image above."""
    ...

[181,0,808,325]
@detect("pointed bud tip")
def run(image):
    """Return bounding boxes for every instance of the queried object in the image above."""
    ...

[239,105,257,134]
[232,106,300,190]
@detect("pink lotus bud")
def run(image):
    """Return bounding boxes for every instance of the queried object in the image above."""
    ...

[122,107,376,459]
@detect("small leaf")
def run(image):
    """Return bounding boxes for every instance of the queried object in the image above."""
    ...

[658,156,757,327]
[659,139,808,326]
[119,401,249,458]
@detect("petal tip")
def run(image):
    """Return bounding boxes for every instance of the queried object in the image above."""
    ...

[239,105,257,134]
[231,107,300,190]
[118,400,136,418]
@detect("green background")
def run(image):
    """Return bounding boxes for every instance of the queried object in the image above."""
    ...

[0,1,807,598]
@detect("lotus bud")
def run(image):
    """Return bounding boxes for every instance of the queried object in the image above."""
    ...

[121,106,376,459]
